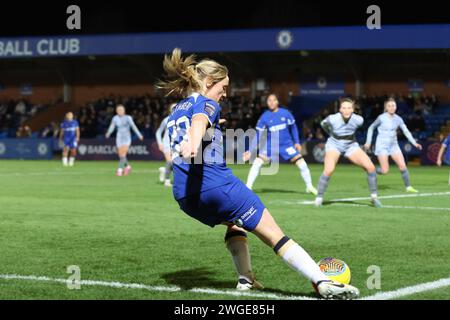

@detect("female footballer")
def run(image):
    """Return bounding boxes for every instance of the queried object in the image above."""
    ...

[243,94,317,196]
[105,104,144,176]
[156,104,177,187]
[364,98,422,192]
[60,111,80,167]
[315,98,382,208]
[157,48,359,299]
[436,133,450,185]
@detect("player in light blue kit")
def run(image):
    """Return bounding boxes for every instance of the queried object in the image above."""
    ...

[243,94,317,195]
[315,98,382,208]
[157,48,359,299]
[59,112,80,167]
[156,104,176,187]
[436,133,450,185]
[364,98,422,192]
[105,105,144,176]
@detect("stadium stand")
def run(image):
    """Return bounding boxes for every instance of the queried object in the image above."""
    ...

[1,92,448,145]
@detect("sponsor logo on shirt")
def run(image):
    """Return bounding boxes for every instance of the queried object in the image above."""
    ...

[269,123,287,132]
[204,102,216,117]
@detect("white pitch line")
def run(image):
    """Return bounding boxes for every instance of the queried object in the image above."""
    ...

[0,169,157,177]
[326,191,450,202]
[321,203,450,212]
[362,276,450,300]
[1,273,449,300]
[296,191,450,205]
[0,274,317,300]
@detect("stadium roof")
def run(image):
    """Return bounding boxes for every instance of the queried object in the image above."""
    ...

[0,1,448,36]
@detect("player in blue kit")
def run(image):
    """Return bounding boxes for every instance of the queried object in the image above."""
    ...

[59,112,80,167]
[364,98,422,192]
[436,133,450,185]
[243,94,317,195]
[315,98,382,208]
[157,48,359,299]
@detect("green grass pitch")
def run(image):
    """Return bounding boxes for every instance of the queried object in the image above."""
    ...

[0,160,449,300]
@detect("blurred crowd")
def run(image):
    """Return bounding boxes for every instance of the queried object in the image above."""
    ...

[0,99,49,138]
[0,92,442,142]
[40,94,267,139]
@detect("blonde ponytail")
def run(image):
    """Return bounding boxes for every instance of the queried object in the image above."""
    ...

[157,48,228,98]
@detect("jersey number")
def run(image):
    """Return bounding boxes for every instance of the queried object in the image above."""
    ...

[167,116,191,156]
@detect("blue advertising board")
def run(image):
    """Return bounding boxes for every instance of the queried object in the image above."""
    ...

[76,139,164,161]
[291,76,345,121]
[0,24,449,59]
[0,139,53,159]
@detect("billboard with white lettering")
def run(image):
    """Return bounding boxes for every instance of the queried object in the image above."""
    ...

[76,139,164,161]
[0,24,449,59]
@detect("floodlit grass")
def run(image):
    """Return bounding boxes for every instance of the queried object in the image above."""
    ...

[0,160,449,299]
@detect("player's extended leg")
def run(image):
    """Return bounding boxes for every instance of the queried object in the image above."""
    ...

[290,155,317,196]
[159,167,166,183]
[246,157,265,190]
[251,209,359,299]
[223,224,263,291]
[315,151,340,206]
[116,146,129,176]
[391,152,417,192]
[62,146,69,167]
[163,152,173,187]
[347,149,382,207]
[69,148,77,167]
[122,146,133,176]
[376,155,390,175]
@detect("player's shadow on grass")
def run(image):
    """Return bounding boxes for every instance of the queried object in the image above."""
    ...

[323,200,373,207]
[255,188,299,194]
[161,267,236,290]
[161,267,318,298]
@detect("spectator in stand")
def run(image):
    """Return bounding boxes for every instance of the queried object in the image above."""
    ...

[16,125,32,138]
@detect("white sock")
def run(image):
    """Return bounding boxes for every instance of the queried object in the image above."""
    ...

[295,158,313,188]
[69,157,75,166]
[226,234,254,282]
[246,157,264,189]
[62,157,68,166]
[277,239,329,284]
[159,167,166,182]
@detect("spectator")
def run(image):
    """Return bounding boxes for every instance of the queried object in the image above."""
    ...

[16,125,32,138]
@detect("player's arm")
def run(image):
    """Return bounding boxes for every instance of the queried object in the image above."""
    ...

[105,119,115,138]
[436,143,446,166]
[76,126,80,142]
[184,100,220,158]
[364,117,381,150]
[129,116,144,141]
[400,122,422,150]
[287,116,301,151]
[155,118,167,151]
[181,114,208,158]
[244,116,265,161]
[320,116,332,136]
[59,126,64,141]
